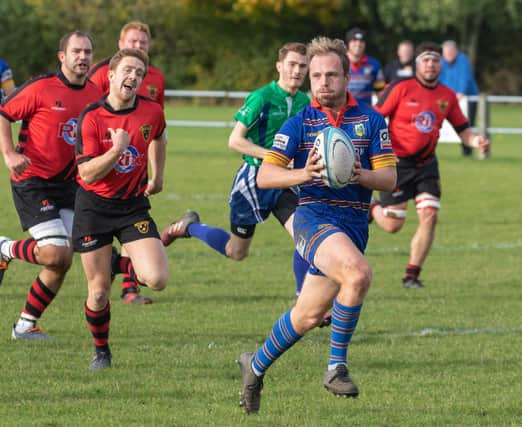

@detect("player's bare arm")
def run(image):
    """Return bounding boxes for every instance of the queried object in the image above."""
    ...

[228,121,269,160]
[78,127,130,184]
[258,148,323,189]
[459,127,490,154]
[355,165,396,192]
[0,115,32,177]
[145,130,167,196]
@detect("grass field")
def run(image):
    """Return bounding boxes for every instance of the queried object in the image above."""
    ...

[0,104,521,426]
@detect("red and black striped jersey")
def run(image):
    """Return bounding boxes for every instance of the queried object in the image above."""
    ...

[88,58,165,108]
[0,69,103,182]
[76,96,166,200]
[375,78,469,161]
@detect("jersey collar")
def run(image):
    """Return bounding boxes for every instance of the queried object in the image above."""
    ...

[311,93,358,127]
[102,94,139,114]
[57,67,87,90]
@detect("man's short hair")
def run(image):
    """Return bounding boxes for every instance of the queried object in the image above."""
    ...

[120,21,151,41]
[59,31,93,52]
[308,36,350,74]
[109,48,149,74]
[278,42,307,61]
[442,40,458,50]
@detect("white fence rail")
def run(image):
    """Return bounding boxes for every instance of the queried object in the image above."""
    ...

[166,90,522,136]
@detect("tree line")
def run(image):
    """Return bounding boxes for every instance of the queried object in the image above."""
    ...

[1,0,521,94]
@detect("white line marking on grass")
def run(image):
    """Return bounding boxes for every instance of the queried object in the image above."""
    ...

[353,326,522,342]
[368,240,522,255]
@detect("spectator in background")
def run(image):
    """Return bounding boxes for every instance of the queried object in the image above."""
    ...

[440,40,480,157]
[88,21,166,304]
[345,27,385,105]
[0,58,16,103]
[384,40,415,83]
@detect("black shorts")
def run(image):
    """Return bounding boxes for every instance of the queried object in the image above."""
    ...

[380,157,441,206]
[11,178,77,231]
[72,187,159,253]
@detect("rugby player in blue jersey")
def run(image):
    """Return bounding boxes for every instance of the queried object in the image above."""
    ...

[236,36,397,414]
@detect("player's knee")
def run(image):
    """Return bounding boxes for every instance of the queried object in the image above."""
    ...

[89,288,111,308]
[226,244,249,261]
[342,262,372,296]
[418,206,439,225]
[36,244,73,272]
[382,208,407,233]
[292,307,326,331]
[140,270,168,291]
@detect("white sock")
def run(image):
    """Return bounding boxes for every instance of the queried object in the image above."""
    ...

[15,314,37,334]
[0,239,13,259]
[328,362,347,371]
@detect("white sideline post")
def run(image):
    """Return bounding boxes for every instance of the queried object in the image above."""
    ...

[477,93,490,159]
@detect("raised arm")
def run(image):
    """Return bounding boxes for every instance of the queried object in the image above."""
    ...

[78,127,130,184]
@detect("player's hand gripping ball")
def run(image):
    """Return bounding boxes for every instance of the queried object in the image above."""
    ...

[313,126,356,188]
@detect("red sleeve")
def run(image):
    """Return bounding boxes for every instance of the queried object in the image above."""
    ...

[0,80,40,122]
[76,111,103,164]
[88,66,109,94]
[446,92,469,130]
[374,81,402,117]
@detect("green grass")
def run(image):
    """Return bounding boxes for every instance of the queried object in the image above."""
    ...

[0,106,521,426]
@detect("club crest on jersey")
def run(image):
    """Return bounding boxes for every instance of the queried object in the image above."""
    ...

[354,123,365,137]
[115,145,140,173]
[134,220,150,234]
[146,85,158,99]
[59,118,78,145]
[140,124,153,141]
[415,111,436,133]
[437,99,448,112]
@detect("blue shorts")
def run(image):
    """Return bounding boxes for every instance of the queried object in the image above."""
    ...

[293,204,368,275]
[229,163,283,225]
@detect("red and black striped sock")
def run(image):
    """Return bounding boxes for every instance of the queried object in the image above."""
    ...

[118,256,144,294]
[404,264,421,281]
[84,302,111,353]
[22,276,56,319]
[11,238,38,264]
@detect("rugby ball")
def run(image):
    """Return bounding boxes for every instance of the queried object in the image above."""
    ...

[313,127,356,188]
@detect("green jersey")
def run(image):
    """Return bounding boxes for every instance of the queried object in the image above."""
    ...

[234,80,310,166]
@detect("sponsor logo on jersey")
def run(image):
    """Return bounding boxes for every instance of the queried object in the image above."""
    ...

[134,220,150,234]
[354,123,365,137]
[58,118,78,145]
[379,128,391,149]
[415,111,435,133]
[52,100,66,111]
[115,145,140,173]
[140,124,152,141]
[273,133,289,150]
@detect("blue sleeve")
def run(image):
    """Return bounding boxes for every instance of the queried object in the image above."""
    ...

[271,114,302,161]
